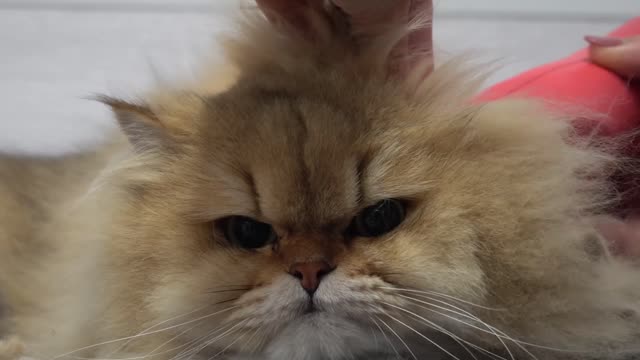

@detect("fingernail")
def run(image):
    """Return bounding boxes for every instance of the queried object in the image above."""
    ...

[584,35,623,47]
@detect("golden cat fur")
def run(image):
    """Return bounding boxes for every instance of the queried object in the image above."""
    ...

[1,7,639,360]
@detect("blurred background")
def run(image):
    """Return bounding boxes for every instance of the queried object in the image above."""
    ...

[0,0,636,155]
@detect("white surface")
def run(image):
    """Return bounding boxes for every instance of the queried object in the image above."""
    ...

[434,0,637,18]
[0,2,633,155]
[1,0,636,18]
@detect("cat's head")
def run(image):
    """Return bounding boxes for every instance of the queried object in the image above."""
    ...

[97,5,640,360]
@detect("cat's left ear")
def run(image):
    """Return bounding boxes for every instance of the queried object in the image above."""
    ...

[257,0,434,79]
[97,96,175,152]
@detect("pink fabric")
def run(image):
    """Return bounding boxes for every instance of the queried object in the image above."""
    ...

[476,17,640,137]
[475,17,640,215]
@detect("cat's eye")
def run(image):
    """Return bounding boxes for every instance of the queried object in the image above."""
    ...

[220,216,277,249]
[351,199,406,238]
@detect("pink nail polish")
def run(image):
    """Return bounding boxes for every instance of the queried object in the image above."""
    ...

[584,35,623,47]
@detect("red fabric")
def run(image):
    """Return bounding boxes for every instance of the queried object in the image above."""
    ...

[476,17,640,137]
[474,17,640,215]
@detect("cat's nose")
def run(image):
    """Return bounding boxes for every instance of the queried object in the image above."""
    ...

[288,261,335,295]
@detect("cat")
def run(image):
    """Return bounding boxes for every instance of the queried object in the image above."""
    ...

[1,3,639,360]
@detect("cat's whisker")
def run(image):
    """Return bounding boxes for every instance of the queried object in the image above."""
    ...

[382,302,470,360]
[402,293,482,317]
[66,335,207,360]
[205,285,253,292]
[485,322,589,360]
[172,333,221,360]
[397,294,544,360]
[396,294,515,360]
[171,321,241,360]
[384,313,462,360]
[62,308,239,360]
[206,288,251,295]
[248,331,266,355]
[369,316,402,359]
[140,323,205,359]
[483,326,539,360]
[68,324,203,360]
[379,287,505,311]
[202,320,249,357]
[95,303,214,359]
[369,321,380,349]
[167,327,212,360]
[181,319,249,360]
[391,297,532,360]
[483,325,594,355]
[170,332,214,360]
[237,324,262,356]
[383,299,506,360]
[404,313,481,360]
[52,303,240,360]
[374,315,418,360]
[208,324,253,360]
[411,318,480,360]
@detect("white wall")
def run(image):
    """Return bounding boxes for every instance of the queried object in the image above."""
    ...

[0,0,636,17]
[0,1,637,155]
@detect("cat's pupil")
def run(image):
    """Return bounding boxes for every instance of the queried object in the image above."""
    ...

[223,216,275,249]
[354,199,406,237]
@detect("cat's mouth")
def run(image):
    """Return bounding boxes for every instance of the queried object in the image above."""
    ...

[303,299,319,314]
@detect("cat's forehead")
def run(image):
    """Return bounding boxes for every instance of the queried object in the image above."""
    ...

[201,84,370,160]
[194,88,373,228]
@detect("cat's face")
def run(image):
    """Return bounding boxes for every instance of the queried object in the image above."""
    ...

[106,77,486,357]
[100,62,629,359]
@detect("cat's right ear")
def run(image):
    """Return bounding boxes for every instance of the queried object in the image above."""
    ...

[97,96,171,152]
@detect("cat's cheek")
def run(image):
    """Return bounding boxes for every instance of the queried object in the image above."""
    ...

[333,245,376,278]
[144,251,267,318]
[340,234,426,280]
[314,272,404,312]
[248,259,289,288]
[345,232,487,306]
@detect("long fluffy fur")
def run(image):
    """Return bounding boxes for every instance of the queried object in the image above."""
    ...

[1,7,639,360]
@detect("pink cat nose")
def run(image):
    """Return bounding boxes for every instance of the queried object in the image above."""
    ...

[289,261,335,294]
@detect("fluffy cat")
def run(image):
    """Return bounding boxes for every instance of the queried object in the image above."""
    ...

[1,4,639,360]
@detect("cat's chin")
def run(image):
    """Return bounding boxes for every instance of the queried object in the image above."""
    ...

[189,310,396,360]
[259,311,397,360]
[233,311,452,360]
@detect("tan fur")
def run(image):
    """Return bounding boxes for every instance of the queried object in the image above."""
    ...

[1,8,639,360]
[0,336,24,360]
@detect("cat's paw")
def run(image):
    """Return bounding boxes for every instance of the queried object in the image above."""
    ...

[0,336,25,360]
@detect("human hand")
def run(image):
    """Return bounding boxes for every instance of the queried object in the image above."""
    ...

[595,216,640,259]
[586,34,640,78]
[255,0,433,75]
[584,33,640,259]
